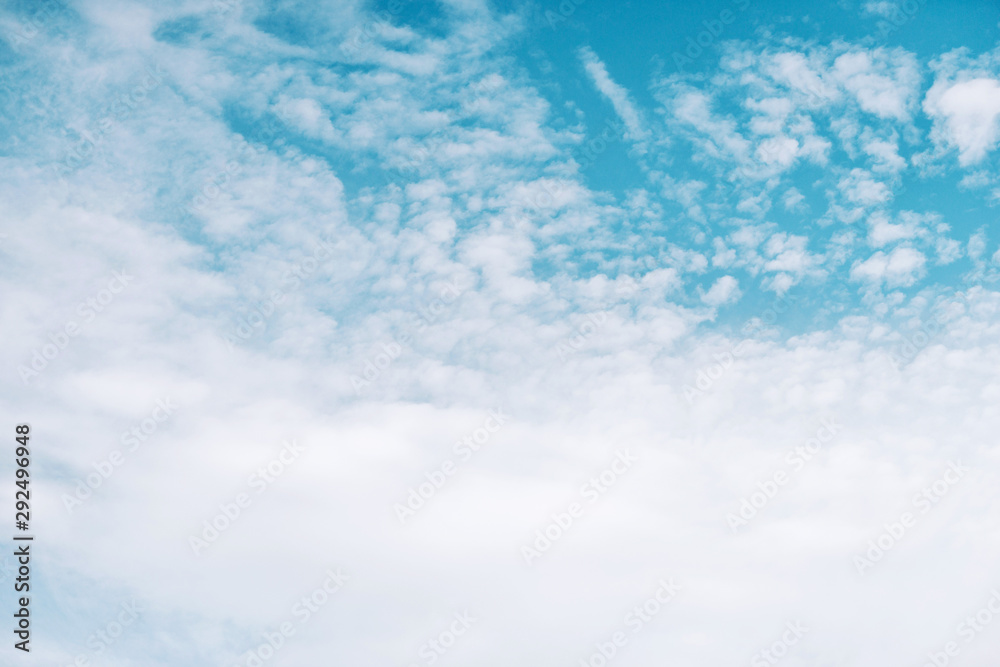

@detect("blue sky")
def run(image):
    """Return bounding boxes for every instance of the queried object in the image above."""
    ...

[3,1,1000,666]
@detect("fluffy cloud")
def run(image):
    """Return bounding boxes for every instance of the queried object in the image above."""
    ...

[701,275,741,306]
[838,168,893,206]
[850,246,927,286]
[925,77,1000,165]
[832,48,920,121]
[3,3,1000,666]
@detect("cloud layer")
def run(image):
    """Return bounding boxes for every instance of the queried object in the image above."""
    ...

[1,1,1000,666]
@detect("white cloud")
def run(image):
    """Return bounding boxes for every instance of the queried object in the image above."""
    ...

[669,87,752,164]
[850,246,927,286]
[838,168,892,206]
[711,237,738,268]
[924,77,1000,165]
[578,46,650,149]
[832,49,920,121]
[5,7,1000,666]
[862,0,897,17]
[746,96,794,135]
[867,211,917,247]
[862,136,906,173]
[701,275,741,306]
[276,96,339,141]
[934,235,962,264]
[763,232,824,279]
[968,228,988,261]
[764,51,838,104]
[783,187,806,211]
[756,135,800,167]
